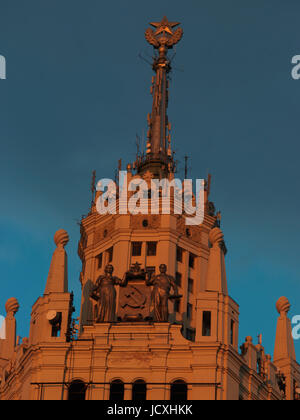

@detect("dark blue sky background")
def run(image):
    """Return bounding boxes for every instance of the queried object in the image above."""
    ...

[1,0,300,359]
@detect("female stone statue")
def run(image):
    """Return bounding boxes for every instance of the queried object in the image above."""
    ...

[91,264,128,323]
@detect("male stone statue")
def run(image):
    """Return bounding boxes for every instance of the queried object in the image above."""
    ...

[91,264,128,323]
[146,264,181,322]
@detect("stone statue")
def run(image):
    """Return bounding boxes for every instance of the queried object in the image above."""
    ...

[146,264,182,322]
[91,264,128,323]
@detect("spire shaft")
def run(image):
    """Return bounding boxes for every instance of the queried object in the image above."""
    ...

[139,16,183,175]
[149,53,170,156]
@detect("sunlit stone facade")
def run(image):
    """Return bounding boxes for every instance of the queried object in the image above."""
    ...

[0,17,299,401]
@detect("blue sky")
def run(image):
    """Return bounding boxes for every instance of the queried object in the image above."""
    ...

[1,0,300,359]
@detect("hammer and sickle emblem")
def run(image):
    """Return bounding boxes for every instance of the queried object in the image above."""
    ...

[122,286,146,309]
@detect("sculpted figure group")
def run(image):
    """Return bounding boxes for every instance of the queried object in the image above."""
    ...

[91,263,181,323]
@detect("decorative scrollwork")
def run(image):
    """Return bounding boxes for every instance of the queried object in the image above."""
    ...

[166,27,183,47]
[145,28,160,48]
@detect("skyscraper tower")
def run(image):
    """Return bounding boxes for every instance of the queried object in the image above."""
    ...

[77,17,222,342]
[0,17,299,401]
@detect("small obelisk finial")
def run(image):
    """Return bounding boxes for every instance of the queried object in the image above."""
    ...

[274,297,296,361]
[44,230,69,295]
[0,298,20,361]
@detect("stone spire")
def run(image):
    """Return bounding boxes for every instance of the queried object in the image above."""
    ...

[137,17,183,176]
[205,227,228,295]
[44,229,69,295]
[273,297,296,362]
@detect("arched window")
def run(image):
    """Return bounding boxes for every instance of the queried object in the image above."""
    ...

[170,380,188,401]
[132,380,147,401]
[109,380,124,401]
[68,380,86,401]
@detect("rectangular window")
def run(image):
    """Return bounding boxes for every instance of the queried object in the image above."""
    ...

[189,253,196,269]
[174,299,181,313]
[132,242,142,257]
[187,303,193,319]
[202,311,211,337]
[97,253,103,269]
[188,278,194,294]
[51,312,62,338]
[107,247,113,263]
[147,242,157,256]
[176,246,183,263]
[175,272,182,287]
[230,320,235,345]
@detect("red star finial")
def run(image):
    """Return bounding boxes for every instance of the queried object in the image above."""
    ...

[150,16,180,36]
